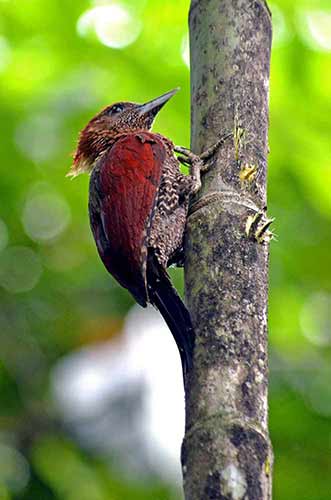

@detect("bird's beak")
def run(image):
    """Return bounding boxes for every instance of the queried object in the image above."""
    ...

[138,88,179,117]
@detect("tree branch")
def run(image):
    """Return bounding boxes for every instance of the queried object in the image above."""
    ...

[182,1,273,498]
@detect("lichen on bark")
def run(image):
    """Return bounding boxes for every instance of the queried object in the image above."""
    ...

[183,1,273,499]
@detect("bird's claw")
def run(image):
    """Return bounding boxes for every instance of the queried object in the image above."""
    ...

[175,131,232,170]
[174,146,197,165]
[175,132,232,195]
[199,131,233,164]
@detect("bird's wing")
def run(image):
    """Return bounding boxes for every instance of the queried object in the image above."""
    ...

[89,132,165,306]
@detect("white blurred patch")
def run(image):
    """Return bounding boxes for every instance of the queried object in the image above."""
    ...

[297,9,331,52]
[77,4,142,49]
[125,306,185,482]
[269,4,292,48]
[0,246,42,293]
[52,340,131,419]
[181,34,190,68]
[300,291,331,346]
[22,189,71,243]
[52,305,184,485]
[15,114,61,163]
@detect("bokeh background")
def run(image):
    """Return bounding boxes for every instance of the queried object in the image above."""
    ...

[0,0,330,498]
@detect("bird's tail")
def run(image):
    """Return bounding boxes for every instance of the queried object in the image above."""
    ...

[147,256,194,385]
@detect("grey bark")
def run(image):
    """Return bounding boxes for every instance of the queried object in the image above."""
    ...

[182,1,273,499]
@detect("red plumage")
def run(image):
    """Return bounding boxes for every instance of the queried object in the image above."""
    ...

[89,132,165,306]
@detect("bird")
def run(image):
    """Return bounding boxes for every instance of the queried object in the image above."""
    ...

[68,88,222,385]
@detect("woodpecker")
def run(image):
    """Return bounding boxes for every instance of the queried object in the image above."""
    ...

[68,89,221,384]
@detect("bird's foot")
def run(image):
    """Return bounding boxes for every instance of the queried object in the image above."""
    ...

[175,131,232,169]
[199,131,233,166]
[174,132,232,193]
[245,211,275,244]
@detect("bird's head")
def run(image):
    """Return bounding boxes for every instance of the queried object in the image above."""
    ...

[68,88,179,177]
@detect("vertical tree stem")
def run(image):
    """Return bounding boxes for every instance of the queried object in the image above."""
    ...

[183,1,273,499]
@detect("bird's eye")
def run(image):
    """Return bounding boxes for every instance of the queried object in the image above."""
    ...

[107,104,124,115]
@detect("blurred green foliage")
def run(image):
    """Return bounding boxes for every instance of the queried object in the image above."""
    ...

[0,0,330,498]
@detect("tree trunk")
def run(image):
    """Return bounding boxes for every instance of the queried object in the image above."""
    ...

[182,1,273,499]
